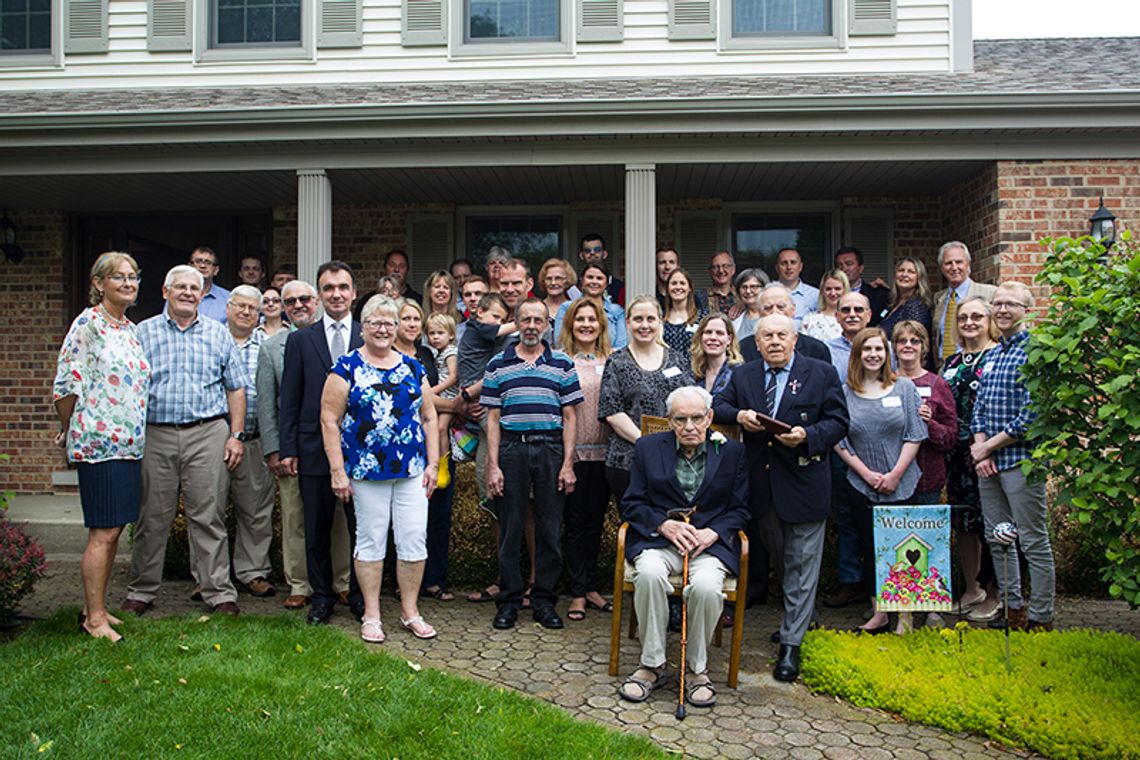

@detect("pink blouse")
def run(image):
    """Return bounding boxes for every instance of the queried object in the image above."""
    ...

[572,354,610,463]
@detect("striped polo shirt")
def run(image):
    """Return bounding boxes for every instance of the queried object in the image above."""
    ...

[480,341,582,432]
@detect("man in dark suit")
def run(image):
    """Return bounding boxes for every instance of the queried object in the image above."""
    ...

[617,386,749,709]
[714,314,848,682]
[835,246,889,326]
[279,260,365,625]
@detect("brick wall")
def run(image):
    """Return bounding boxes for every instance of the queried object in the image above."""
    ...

[841,196,944,282]
[941,165,1002,287]
[0,211,70,495]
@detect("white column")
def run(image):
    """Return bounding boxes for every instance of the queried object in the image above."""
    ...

[624,163,656,300]
[297,169,332,283]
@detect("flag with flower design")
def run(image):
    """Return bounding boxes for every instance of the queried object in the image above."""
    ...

[872,505,953,612]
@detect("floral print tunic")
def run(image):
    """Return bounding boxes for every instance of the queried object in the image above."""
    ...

[331,350,427,481]
[53,306,150,463]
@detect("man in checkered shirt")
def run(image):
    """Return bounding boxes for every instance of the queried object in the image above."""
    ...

[970,280,1055,632]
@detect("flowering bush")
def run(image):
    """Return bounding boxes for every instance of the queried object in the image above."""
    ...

[0,464,47,616]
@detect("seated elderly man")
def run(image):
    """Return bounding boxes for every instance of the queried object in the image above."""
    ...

[617,386,749,708]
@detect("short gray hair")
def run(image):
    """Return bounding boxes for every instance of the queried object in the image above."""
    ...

[665,386,713,416]
[757,313,797,334]
[761,282,795,306]
[734,268,770,291]
[938,240,971,266]
[164,265,203,290]
[361,295,399,322]
[229,284,262,304]
[487,246,513,266]
[281,279,315,299]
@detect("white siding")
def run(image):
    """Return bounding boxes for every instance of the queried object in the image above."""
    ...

[1,0,952,88]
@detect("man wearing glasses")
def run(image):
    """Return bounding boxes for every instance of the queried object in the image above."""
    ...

[933,241,997,362]
[970,281,1055,632]
[705,250,737,315]
[189,246,231,323]
[577,233,624,307]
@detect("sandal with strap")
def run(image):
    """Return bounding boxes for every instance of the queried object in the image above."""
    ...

[618,666,667,703]
[686,673,717,707]
[360,619,385,644]
[400,615,438,639]
[421,586,455,601]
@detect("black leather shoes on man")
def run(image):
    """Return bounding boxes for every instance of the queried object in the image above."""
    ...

[532,606,564,629]
[492,605,518,630]
[307,603,334,625]
[773,644,801,682]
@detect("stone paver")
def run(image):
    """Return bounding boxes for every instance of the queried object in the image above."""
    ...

[15,560,1140,759]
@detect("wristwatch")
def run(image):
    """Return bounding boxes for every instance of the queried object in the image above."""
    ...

[232,431,253,442]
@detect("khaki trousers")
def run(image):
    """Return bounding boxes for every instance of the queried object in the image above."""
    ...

[229,438,275,584]
[279,474,351,596]
[128,420,236,606]
[632,548,728,675]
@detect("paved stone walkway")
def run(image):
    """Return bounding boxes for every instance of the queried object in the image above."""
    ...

[16,560,1140,759]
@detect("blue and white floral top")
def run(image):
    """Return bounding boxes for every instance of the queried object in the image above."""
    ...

[331,350,427,481]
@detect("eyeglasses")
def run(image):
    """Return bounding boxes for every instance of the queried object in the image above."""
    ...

[283,295,315,307]
[839,306,868,314]
[670,414,708,428]
[364,319,397,331]
[106,274,140,284]
[957,312,987,322]
[710,265,733,272]
[992,300,1027,310]
[262,297,282,305]
[895,337,923,346]
[738,283,761,292]
[229,303,259,314]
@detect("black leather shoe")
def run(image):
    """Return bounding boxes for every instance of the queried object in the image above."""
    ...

[668,598,682,632]
[773,644,800,682]
[492,605,518,630]
[533,607,564,630]
[307,603,334,625]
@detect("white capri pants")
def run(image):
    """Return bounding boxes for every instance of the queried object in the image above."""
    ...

[350,476,428,563]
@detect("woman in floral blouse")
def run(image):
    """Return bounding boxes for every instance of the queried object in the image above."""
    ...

[321,295,439,644]
[53,252,151,643]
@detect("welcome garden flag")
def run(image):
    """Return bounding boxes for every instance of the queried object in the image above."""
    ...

[873,505,953,612]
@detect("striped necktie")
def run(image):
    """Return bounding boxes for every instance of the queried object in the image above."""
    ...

[941,290,959,362]
[765,368,779,415]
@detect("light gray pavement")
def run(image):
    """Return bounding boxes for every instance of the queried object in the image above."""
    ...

[16,558,1139,759]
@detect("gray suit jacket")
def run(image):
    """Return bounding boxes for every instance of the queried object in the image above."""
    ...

[255,327,293,458]
[933,279,998,357]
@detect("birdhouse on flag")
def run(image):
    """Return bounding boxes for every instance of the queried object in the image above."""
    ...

[894,532,932,576]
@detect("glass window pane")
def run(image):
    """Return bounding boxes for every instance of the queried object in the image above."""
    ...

[275,4,300,41]
[27,9,48,48]
[467,0,558,41]
[29,0,49,13]
[246,6,274,42]
[733,213,830,286]
[2,0,28,14]
[466,216,562,276]
[214,0,302,46]
[217,7,245,43]
[735,0,829,36]
[1,16,29,50]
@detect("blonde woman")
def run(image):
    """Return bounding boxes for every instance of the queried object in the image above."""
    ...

[800,269,849,342]
[878,257,933,348]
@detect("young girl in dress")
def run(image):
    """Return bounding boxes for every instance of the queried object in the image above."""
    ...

[425,313,460,452]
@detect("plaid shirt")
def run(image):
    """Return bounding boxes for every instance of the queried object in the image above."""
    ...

[971,329,1035,471]
[137,310,249,425]
[233,330,263,433]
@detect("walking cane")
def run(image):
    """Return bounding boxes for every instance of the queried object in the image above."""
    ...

[992,522,1019,675]
[667,506,698,721]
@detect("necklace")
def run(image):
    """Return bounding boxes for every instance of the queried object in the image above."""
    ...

[99,304,129,327]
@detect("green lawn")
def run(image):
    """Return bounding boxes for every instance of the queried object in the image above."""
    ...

[802,626,1140,760]
[0,611,667,759]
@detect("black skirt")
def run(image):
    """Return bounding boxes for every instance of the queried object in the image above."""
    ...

[77,459,141,528]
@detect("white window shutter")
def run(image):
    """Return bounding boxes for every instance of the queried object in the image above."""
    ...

[675,211,722,291]
[407,213,454,287]
[843,208,894,282]
[668,0,715,40]
[403,0,447,46]
[148,0,191,51]
[578,0,622,42]
[65,0,108,53]
[848,0,896,36]
[318,0,363,48]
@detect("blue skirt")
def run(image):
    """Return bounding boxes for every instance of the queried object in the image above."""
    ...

[77,459,141,528]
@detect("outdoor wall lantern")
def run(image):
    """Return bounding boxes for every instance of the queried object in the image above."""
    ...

[0,211,25,264]
[1088,196,1117,248]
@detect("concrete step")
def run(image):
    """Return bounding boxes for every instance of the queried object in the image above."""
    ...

[4,494,130,560]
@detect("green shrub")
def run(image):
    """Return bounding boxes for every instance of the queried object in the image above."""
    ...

[802,627,1140,760]
[1023,234,1140,607]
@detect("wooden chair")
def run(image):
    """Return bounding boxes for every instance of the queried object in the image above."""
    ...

[607,414,749,688]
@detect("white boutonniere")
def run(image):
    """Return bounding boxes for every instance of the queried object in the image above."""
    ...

[710,431,727,452]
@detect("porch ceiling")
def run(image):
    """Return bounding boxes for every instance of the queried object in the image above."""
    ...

[1,160,989,212]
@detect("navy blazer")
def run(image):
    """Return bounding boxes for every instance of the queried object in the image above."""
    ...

[278,319,364,477]
[620,431,750,575]
[713,354,848,524]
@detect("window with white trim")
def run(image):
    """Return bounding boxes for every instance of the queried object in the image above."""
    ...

[733,0,829,37]
[467,0,558,42]
[212,0,301,46]
[1,0,51,52]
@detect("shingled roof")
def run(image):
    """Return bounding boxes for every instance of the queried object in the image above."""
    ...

[4,38,1140,116]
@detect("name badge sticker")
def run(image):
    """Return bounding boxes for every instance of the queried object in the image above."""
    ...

[662,366,682,379]
[917,386,932,398]
[882,396,903,408]
[594,364,605,376]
